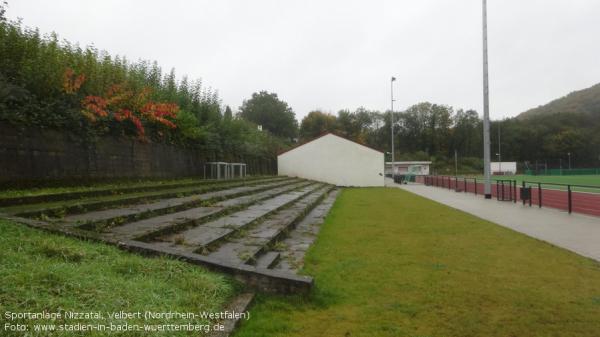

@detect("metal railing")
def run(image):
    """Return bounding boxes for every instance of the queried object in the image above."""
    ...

[521,181,600,214]
[423,175,600,217]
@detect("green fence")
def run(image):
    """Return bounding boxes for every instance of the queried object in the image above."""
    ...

[524,168,600,176]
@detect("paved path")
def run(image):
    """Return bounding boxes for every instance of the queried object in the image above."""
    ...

[386,179,600,262]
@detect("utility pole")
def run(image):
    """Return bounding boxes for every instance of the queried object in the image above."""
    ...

[560,158,562,175]
[482,0,492,198]
[391,76,396,180]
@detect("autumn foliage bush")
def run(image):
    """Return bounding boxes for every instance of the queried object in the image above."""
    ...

[68,70,179,140]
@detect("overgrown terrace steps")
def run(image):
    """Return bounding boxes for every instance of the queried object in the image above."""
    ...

[0,177,340,294]
[153,183,324,252]
[272,188,340,273]
[104,180,312,241]
[0,176,272,207]
[62,178,296,229]
[206,185,334,265]
[4,177,287,218]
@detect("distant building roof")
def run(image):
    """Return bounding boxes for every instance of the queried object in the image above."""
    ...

[385,161,432,165]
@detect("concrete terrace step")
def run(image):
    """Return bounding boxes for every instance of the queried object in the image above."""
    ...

[206,185,333,265]
[107,180,313,241]
[62,178,297,229]
[254,252,280,269]
[273,188,340,273]
[106,206,224,240]
[119,239,313,294]
[158,183,324,253]
[6,177,286,218]
[206,292,255,337]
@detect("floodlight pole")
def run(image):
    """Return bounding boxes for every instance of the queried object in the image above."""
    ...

[498,121,501,173]
[482,0,492,199]
[391,76,396,180]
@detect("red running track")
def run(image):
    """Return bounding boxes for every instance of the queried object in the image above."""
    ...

[416,176,600,217]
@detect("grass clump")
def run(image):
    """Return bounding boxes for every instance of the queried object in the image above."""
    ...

[271,241,287,252]
[236,188,600,337]
[173,234,186,245]
[0,219,239,337]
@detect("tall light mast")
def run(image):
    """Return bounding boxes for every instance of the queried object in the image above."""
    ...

[391,76,396,179]
[482,0,492,198]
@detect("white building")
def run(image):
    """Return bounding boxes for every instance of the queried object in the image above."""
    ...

[491,162,517,175]
[385,161,432,176]
[277,133,384,187]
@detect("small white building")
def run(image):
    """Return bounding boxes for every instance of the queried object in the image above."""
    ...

[385,161,432,176]
[491,162,517,175]
[277,133,384,187]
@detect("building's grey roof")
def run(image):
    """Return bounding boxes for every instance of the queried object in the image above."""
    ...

[385,161,432,165]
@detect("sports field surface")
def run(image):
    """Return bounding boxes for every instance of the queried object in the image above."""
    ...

[235,188,600,337]
[483,174,600,187]
[463,174,600,193]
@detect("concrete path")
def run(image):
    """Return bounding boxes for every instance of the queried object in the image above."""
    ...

[386,179,600,262]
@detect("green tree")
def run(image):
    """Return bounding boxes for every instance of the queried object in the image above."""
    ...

[299,110,337,140]
[0,1,6,22]
[452,109,481,157]
[223,105,233,120]
[336,107,373,143]
[238,91,298,139]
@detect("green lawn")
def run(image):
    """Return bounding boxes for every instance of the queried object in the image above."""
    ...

[235,188,600,337]
[0,219,239,336]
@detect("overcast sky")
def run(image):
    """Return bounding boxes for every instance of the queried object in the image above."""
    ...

[6,0,600,120]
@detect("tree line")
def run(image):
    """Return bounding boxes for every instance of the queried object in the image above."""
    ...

[296,102,600,173]
[297,105,485,173]
[0,5,286,174]
[2,2,598,175]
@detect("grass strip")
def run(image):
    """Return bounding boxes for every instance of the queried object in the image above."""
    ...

[236,187,600,337]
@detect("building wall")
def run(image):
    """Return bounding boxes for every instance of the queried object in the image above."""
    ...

[491,162,517,174]
[277,134,384,187]
[0,124,275,185]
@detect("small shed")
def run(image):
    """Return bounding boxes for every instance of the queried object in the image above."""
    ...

[277,133,384,187]
[491,162,517,175]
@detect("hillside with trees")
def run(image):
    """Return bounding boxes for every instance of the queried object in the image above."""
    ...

[518,83,600,119]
